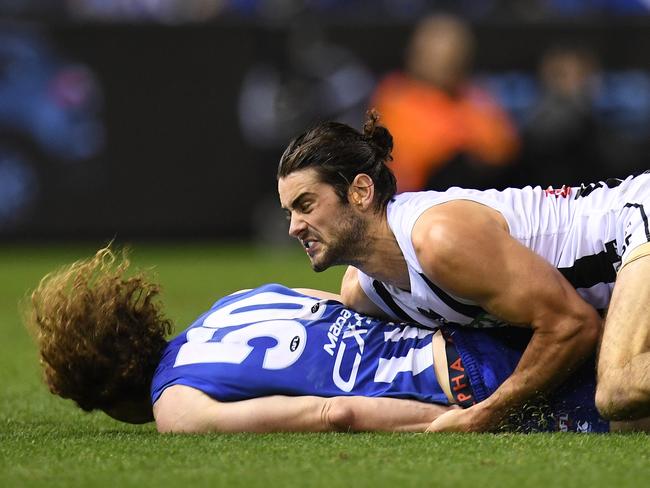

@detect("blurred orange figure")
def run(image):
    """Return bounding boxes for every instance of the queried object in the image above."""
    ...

[372,15,520,192]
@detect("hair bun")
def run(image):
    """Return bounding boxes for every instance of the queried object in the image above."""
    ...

[363,109,393,162]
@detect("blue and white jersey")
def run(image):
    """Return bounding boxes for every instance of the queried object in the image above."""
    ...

[150,284,608,432]
[447,326,609,433]
[151,284,446,405]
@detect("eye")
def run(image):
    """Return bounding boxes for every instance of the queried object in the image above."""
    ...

[300,201,313,213]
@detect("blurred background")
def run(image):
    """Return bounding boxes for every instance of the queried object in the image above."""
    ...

[2,0,650,243]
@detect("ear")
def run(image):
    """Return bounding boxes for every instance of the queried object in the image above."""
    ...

[348,173,375,209]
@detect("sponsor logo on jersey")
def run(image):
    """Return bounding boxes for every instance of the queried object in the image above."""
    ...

[323,309,349,356]
[444,335,474,407]
[323,309,369,392]
[557,413,592,432]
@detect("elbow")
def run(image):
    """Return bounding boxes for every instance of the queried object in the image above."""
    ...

[557,307,601,353]
[575,310,601,350]
[534,306,601,364]
[595,382,650,421]
[596,365,650,420]
[324,397,356,432]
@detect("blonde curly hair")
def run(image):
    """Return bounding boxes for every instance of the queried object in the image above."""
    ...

[25,247,172,413]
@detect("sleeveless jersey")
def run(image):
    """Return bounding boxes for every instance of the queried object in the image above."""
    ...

[150,284,607,432]
[358,172,650,328]
[150,284,446,405]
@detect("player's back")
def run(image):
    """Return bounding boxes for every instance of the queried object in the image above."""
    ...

[150,284,609,432]
[150,284,447,405]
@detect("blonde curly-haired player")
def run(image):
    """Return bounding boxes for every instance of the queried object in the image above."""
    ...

[26,247,648,433]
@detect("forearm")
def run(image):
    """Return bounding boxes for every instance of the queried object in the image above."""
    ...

[156,386,451,434]
[329,396,451,432]
[477,315,601,420]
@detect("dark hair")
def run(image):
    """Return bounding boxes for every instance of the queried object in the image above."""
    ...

[25,247,172,413]
[277,110,397,211]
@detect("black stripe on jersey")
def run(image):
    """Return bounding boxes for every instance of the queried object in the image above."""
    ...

[623,203,650,242]
[557,240,619,289]
[574,178,623,199]
[372,280,414,322]
[418,273,486,318]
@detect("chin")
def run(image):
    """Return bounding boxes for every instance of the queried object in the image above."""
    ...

[309,258,326,272]
[310,255,331,273]
[310,247,348,272]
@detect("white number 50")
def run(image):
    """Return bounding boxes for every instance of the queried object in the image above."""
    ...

[174,291,324,370]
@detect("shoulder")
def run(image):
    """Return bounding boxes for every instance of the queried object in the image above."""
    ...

[411,200,509,276]
[153,384,217,433]
[387,191,444,240]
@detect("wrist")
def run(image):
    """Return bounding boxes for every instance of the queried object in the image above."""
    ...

[468,401,508,429]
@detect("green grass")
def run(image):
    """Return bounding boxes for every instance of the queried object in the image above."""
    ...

[1,243,649,488]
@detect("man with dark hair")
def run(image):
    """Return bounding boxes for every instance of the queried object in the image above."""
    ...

[277,113,650,432]
[26,248,640,433]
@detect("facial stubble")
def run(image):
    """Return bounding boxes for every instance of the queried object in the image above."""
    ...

[311,206,369,272]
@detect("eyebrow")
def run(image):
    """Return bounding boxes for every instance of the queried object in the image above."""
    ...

[284,192,314,212]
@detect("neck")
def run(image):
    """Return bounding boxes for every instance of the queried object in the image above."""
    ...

[350,210,410,290]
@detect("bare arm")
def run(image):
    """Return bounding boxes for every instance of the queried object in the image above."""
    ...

[414,201,601,432]
[339,266,391,319]
[154,385,450,433]
[293,288,341,301]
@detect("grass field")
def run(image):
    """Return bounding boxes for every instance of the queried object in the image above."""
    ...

[1,243,649,488]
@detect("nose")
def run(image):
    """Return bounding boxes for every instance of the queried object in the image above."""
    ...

[288,213,307,238]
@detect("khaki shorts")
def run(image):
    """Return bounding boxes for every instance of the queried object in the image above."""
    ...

[620,241,650,272]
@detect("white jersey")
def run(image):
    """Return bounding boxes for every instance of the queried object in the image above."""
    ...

[358,172,650,329]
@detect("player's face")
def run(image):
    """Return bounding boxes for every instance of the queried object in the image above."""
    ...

[279,168,367,272]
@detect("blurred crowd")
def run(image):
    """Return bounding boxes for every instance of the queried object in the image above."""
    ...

[3,4,650,237]
[4,0,650,23]
[369,15,520,192]
[0,26,104,230]
[239,12,650,195]
[362,14,650,191]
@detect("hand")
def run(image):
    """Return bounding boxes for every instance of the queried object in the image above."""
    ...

[425,404,501,433]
